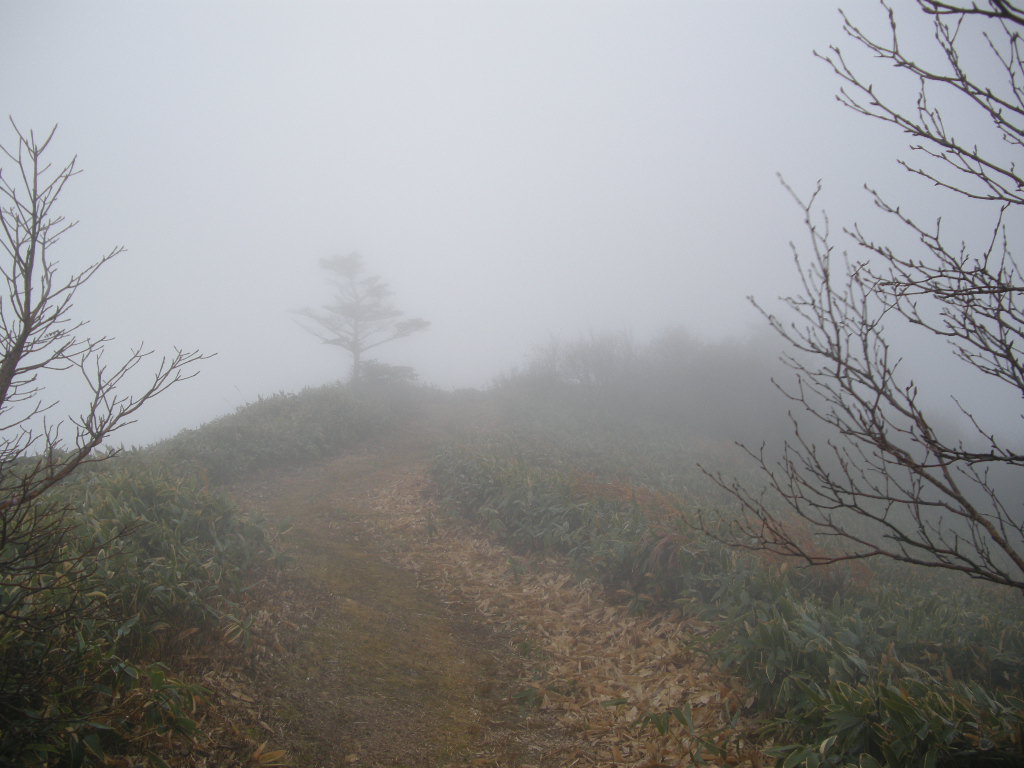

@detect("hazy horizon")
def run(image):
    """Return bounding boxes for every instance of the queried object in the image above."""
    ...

[1,2,955,445]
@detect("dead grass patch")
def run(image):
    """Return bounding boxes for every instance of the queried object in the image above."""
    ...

[361,468,770,767]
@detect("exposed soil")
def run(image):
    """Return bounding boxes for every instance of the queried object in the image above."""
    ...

[220,401,766,767]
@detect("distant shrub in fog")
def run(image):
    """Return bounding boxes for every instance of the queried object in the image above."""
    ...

[496,327,793,445]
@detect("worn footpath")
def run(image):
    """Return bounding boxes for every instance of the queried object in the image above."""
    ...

[227,408,766,767]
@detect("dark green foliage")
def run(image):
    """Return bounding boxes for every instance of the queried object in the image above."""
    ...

[68,463,276,647]
[0,461,275,765]
[768,676,1023,768]
[430,442,650,580]
[430,435,1024,767]
[716,574,1024,766]
[359,360,419,387]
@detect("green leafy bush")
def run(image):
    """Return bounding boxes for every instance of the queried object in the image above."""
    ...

[0,460,275,765]
[430,436,1024,767]
[768,674,1023,768]
[71,463,276,647]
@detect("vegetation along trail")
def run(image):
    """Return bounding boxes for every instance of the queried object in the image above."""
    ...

[227,403,766,767]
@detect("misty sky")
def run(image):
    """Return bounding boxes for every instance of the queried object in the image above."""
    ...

[2,2,936,444]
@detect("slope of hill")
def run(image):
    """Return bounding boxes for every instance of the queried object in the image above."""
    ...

[38,378,1016,767]
[220,398,768,766]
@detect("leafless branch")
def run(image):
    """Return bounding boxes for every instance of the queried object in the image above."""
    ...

[710,166,1024,592]
[0,121,210,633]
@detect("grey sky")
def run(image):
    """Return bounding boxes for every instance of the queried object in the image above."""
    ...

[2,2,925,444]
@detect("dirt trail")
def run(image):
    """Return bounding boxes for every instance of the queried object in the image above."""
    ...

[227,402,764,767]
[227,403,576,767]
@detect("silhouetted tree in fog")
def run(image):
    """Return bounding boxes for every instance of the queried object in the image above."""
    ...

[297,253,429,383]
[707,1,1024,594]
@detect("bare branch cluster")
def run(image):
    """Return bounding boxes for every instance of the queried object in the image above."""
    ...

[820,1,1024,204]
[0,120,208,630]
[921,1,1024,26]
[706,3,1024,594]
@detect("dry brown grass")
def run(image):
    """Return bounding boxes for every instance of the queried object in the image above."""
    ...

[363,469,770,767]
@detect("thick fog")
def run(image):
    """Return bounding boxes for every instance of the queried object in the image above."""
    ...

[1,2,969,445]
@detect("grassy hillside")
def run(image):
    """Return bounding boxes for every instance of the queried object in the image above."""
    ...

[6,350,1022,766]
[0,381,409,766]
[430,335,1024,767]
[151,382,415,483]
[0,459,278,765]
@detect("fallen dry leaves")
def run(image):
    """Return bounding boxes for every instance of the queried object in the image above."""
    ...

[359,466,769,768]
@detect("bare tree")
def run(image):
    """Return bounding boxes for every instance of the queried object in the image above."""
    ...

[706,1,1024,593]
[297,253,429,383]
[0,121,208,635]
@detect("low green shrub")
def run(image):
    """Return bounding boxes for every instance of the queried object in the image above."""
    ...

[429,436,1024,767]
[768,674,1023,767]
[430,442,650,579]
[71,463,276,649]
[0,460,276,765]
[718,575,1024,766]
